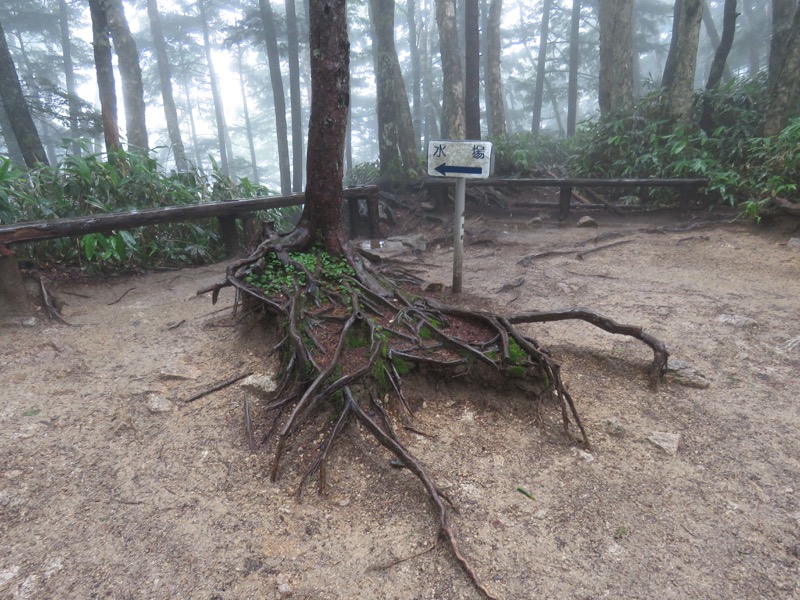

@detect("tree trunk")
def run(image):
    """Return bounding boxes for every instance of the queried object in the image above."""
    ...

[566,0,581,136]
[300,0,350,253]
[181,81,203,170]
[705,0,738,89]
[663,0,703,123]
[740,0,761,76]
[0,20,48,168]
[369,0,419,179]
[485,0,506,137]
[147,0,188,170]
[406,0,423,147]
[0,97,27,166]
[768,0,797,78]
[58,0,80,155]
[236,45,260,184]
[764,2,800,136]
[198,0,230,177]
[285,0,305,192]
[259,0,292,194]
[435,0,465,138]
[661,0,683,90]
[598,0,634,116]
[105,0,149,154]
[464,0,480,139]
[88,0,120,154]
[531,0,552,136]
[420,19,440,145]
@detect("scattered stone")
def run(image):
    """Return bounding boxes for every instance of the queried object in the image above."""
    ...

[787,237,800,249]
[387,234,427,252]
[667,359,711,389]
[0,565,20,588]
[647,431,681,455]
[420,201,436,211]
[577,216,598,228]
[159,362,201,380]
[717,314,758,328]
[240,373,278,395]
[527,216,543,225]
[605,417,626,437]
[574,449,595,462]
[421,281,443,293]
[276,573,293,597]
[145,394,172,414]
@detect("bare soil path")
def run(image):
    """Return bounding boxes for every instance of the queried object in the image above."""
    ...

[1,211,799,599]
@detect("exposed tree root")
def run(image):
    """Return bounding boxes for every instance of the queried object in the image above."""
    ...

[199,227,668,599]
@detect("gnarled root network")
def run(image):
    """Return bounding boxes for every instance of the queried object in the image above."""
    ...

[199,227,668,600]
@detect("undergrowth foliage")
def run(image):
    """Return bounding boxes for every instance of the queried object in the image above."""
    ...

[0,148,299,270]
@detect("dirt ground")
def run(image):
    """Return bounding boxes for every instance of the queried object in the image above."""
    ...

[1,208,799,600]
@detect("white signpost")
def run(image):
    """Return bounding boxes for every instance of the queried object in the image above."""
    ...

[427,140,493,293]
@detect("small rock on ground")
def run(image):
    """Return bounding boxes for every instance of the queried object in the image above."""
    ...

[241,373,278,395]
[667,359,711,389]
[647,431,681,455]
[717,314,758,328]
[577,216,598,228]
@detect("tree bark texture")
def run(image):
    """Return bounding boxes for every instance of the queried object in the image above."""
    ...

[58,0,80,154]
[0,19,48,168]
[89,0,120,154]
[768,0,797,78]
[198,0,230,177]
[485,0,506,137]
[259,0,292,194]
[300,0,350,253]
[566,0,581,136]
[147,0,188,170]
[531,0,551,136]
[369,0,419,179]
[105,0,149,153]
[406,0,423,146]
[664,0,703,123]
[464,0,481,139]
[285,0,305,192]
[705,0,738,89]
[661,0,683,90]
[764,2,800,136]
[598,0,634,116]
[435,0,465,139]
[0,96,27,166]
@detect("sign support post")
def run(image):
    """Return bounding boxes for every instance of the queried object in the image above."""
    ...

[452,176,466,292]
[427,140,493,294]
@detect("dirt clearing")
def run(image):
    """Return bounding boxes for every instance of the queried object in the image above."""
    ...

[1,211,799,599]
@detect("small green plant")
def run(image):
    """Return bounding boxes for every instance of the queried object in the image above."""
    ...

[614,526,629,541]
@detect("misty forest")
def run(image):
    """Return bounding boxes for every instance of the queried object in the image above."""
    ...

[1,1,800,599]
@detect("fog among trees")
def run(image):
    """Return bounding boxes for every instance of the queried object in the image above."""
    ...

[0,0,799,193]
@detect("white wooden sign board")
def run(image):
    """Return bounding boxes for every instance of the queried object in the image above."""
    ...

[427,140,493,179]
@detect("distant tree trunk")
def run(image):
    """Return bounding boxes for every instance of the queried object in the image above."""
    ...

[701,0,733,83]
[58,0,80,154]
[740,0,761,76]
[369,0,419,179]
[420,20,440,144]
[661,0,683,89]
[768,0,797,78]
[545,77,565,137]
[705,0,738,89]
[764,3,800,136]
[0,20,48,168]
[198,0,229,176]
[485,0,506,136]
[88,0,120,154]
[236,46,260,184]
[0,97,27,166]
[105,0,149,154]
[566,0,581,136]
[258,0,292,194]
[598,0,634,116]
[663,0,703,123]
[285,0,304,192]
[435,0,465,138]
[464,0,480,139]
[406,0,423,146]
[147,0,187,170]
[181,81,203,169]
[531,0,551,136]
[299,0,349,254]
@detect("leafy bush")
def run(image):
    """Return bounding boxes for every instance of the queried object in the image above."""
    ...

[490,132,567,177]
[566,78,799,213]
[0,148,296,270]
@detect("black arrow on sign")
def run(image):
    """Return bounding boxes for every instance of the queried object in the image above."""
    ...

[434,163,482,176]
